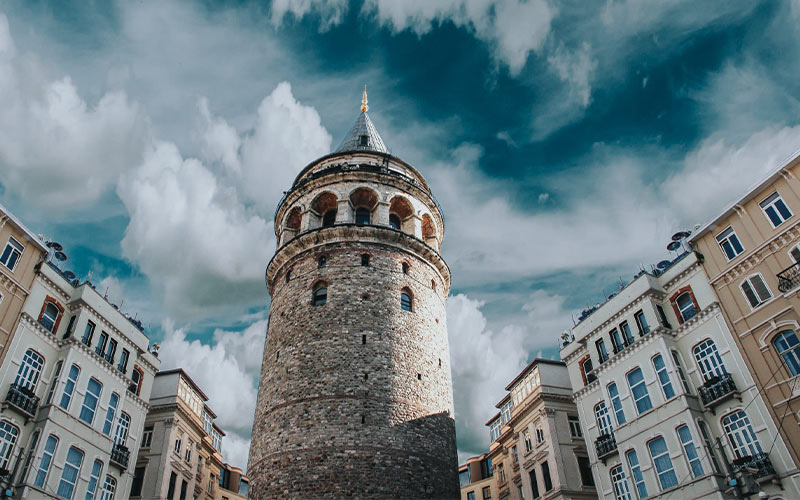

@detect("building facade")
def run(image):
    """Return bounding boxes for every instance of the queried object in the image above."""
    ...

[0,203,48,367]
[560,251,797,499]
[460,360,597,500]
[459,454,496,500]
[248,90,459,498]
[0,257,159,499]
[218,463,249,500]
[691,149,800,488]
[130,369,233,500]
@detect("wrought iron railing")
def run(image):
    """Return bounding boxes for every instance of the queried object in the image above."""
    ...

[732,452,775,479]
[5,383,40,418]
[778,262,800,293]
[110,443,130,470]
[595,433,617,460]
[698,373,737,408]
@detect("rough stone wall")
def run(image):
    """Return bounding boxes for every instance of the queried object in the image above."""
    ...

[249,240,459,499]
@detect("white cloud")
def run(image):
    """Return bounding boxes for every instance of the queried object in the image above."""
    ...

[547,43,596,108]
[0,12,149,213]
[271,0,348,29]
[158,319,267,471]
[117,141,274,319]
[448,290,572,458]
[537,192,550,204]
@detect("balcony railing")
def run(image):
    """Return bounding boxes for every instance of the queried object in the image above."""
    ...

[5,383,40,419]
[698,373,738,409]
[595,433,617,461]
[778,262,800,293]
[732,453,775,479]
[110,443,130,470]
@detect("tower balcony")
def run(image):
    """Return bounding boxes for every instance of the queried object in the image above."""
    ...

[698,373,738,410]
[4,383,40,420]
[595,433,618,462]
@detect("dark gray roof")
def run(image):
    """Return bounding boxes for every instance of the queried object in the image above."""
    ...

[335,111,388,154]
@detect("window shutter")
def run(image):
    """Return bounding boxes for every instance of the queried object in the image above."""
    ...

[741,281,759,307]
[750,276,772,302]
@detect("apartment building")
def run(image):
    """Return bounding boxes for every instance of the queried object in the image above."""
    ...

[131,369,230,500]
[560,251,796,499]
[690,149,800,489]
[217,463,249,500]
[461,360,597,500]
[0,203,48,367]
[0,256,160,499]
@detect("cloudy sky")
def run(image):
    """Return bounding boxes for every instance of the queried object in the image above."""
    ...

[2,0,800,469]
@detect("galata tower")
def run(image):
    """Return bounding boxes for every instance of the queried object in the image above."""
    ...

[248,88,459,499]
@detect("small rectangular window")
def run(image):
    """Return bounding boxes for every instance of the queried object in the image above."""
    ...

[760,191,793,227]
[608,382,626,425]
[715,226,745,260]
[671,350,692,395]
[577,456,594,487]
[568,416,582,438]
[596,339,609,363]
[652,354,675,400]
[610,329,624,353]
[0,237,24,271]
[361,254,370,266]
[741,274,772,308]
[529,469,540,498]
[131,465,146,496]
[634,310,650,335]
[141,425,153,448]
[627,367,653,414]
[541,461,552,492]
[82,321,95,346]
[620,321,634,346]
[656,305,672,329]
[95,332,109,356]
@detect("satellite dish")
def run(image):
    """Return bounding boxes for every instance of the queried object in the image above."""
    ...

[46,241,63,251]
[671,230,692,241]
[54,251,67,261]
[63,271,76,280]
[657,260,672,270]
[667,241,682,252]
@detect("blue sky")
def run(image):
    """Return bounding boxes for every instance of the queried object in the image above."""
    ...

[2,0,800,468]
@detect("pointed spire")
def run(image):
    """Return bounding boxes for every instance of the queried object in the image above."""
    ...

[361,84,369,113]
[335,85,388,154]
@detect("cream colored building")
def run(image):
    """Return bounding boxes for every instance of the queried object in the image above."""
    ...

[217,462,249,500]
[561,251,797,499]
[130,369,246,500]
[0,254,160,499]
[691,149,800,490]
[461,360,597,500]
[0,203,48,367]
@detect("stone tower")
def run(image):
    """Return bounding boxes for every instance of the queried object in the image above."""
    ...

[248,89,459,499]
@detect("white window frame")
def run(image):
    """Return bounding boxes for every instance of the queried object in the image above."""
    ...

[607,382,626,425]
[45,360,63,405]
[674,292,697,323]
[57,446,84,499]
[0,237,24,271]
[625,449,648,499]
[677,424,704,478]
[610,464,633,500]
[626,367,653,415]
[568,416,582,438]
[740,273,772,309]
[759,191,793,228]
[693,339,727,381]
[114,412,130,446]
[79,378,103,425]
[59,364,80,410]
[99,475,116,500]
[594,401,614,436]
[652,354,675,400]
[34,434,58,487]
[85,459,103,500]
[103,393,119,436]
[715,226,744,261]
[14,349,44,391]
[648,436,678,491]
[141,426,153,449]
[722,410,763,459]
[671,350,692,395]
[40,302,60,332]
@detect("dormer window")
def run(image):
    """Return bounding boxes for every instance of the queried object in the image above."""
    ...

[0,237,23,272]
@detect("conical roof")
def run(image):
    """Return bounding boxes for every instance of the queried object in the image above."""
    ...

[334,85,388,154]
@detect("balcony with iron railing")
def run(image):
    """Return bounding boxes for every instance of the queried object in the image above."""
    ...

[110,443,130,470]
[4,383,40,420]
[732,453,776,479]
[698,373,738,410]
[778,262,800,293]
[595,433,617,462]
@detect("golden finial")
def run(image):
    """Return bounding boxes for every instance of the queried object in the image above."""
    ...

[361,84,368,113]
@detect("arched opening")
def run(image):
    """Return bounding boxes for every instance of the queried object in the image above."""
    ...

[389,196,414,232]
[313,282,328,306]
[349,187,378,225]
[422,213,436,242]
[311,192,338,228]
[400,288,413,312]
[318,255,327,269]
[284,207,301,231]
[402,262,409,274]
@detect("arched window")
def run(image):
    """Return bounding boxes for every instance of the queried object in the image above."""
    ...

[39,301,61,332]
[594,401,613,436]
[722,410,762,459]
[57,446,84,498]
[674,292,697,322]
[59,364,80,410]
[318,255,327,268]
[389,196,413,232]
[389,214,401,229]
[355,208,371,225]
[774,330,800,376]
[284,206,302,231]
[103,393,119,436]
[0,420,19,469]
[609,465,632,500]
[607,383,625,425]
[14,349,44,391]
[131,366,144,396]
[114,412,131,445]
[34,434,57,487]
[400,290,413,312]
[79,378,103,425]
[322,209,337,227]
[313,283,327,306]
[693,339,727,381]
[100,475,117,500]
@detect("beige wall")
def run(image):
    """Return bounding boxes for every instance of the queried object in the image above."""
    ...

[0,211,46,367]
[692,154,800,472]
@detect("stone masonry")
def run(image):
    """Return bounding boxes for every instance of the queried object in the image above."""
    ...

[248,144,459,499]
